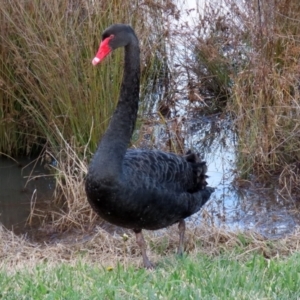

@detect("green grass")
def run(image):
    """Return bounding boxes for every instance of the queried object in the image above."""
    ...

[1,252,300,299]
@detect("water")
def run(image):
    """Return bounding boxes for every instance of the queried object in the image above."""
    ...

[0,156,54,233]
[189,115,300,239]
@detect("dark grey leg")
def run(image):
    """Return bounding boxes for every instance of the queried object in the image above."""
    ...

[134,229,154,269]
[177,219,186,256]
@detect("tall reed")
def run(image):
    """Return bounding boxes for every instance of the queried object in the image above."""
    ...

[179,0,300,195]
[228,0,300,195]
[0,0,170,156]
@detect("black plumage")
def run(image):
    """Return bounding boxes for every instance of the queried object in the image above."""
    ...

[85,24,214,268]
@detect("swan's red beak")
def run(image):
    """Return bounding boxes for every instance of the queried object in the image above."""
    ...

[92,36,113,66]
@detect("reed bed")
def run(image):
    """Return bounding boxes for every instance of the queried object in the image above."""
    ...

[179,0,300,197]
[0,0,171,156]
[227,0,300,195]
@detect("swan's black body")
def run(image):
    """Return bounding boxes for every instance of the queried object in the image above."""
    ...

[86,149,212,230]
[85,24,214,267]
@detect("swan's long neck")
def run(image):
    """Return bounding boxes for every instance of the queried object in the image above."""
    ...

[88,36,140,182]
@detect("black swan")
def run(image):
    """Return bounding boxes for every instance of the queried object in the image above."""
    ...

[85,24,214,268]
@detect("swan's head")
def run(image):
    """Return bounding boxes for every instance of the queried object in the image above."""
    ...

[92,24,137,66]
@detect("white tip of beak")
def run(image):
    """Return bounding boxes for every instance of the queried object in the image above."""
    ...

[92,57,100,66]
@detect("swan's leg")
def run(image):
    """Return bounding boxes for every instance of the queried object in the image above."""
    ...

[177,219,186,256]
[134,229,154,269]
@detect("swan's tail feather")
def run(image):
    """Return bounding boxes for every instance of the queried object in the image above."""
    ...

[184,150,208,192]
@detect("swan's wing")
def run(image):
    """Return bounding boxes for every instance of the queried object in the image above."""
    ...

[122,149,207,193]
[115,179,214,230]
[87,148,213,230]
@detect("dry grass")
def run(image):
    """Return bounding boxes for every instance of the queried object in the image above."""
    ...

[2,218,300,273]
[0,0,174,156]
[227,0,300,195]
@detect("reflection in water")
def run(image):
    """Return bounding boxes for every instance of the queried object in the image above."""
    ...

[0,157,54,233]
